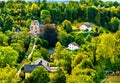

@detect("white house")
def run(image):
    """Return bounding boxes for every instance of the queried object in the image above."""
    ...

[67,42,80,50]
[29,20,42,37]
[80,22,92,31]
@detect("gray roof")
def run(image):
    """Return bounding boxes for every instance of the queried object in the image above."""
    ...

[83,23,91,28]
[39,24,44,28]
[24,58,51,72]
[69,42,79,47]
[32,20,39,23]
[24,65,39,72]
[48,49,54,55]
[31,58,50,71]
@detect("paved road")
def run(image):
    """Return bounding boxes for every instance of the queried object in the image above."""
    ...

[28,39,36,59]
[16,38,36,76]
[101,78,106,83]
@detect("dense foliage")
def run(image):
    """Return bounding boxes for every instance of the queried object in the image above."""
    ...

[0,0,120,83]
[25,66,50,83]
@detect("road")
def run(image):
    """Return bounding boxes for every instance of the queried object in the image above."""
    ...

[101,78,106,83]
[28,38,36,59]
[16,38,36,76]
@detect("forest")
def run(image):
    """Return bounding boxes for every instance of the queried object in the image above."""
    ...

[0,0,120,83]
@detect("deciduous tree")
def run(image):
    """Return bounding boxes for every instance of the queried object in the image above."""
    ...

[25,66,50,83]
[0,46,18,67]
[40,24,58,47]
[62,20,72,33]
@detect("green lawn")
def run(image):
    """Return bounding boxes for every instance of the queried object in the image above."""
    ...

[105,76,120,83]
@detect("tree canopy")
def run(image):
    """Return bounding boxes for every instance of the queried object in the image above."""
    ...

[25,66,50,83]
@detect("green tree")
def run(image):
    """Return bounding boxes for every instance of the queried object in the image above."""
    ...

[26,19,31,29]
[11,43,23,55]
[51,68,66,83]
[32,49,43,61]
[74,33,85,45]
[36,37,48,48]
[11,43,24,62]
[50,8,62,23]
[114,30,120,56]
[0,65,21,83]
[5,30,14,45]
[40,47,50,61]
[62,20,72,33]
[31,3,38,11]
[109,17,120,32]
[3,16,14,32]
[40,24,58,47]
[0,16,3,27]
[58,30,74,46]
[87,6,98,22]
[53,42,64,61]
[67,75,94,83]
[61,49,72,74]
[72,53,88,68]
[40,0,47,10]
[25,66,50,83]
[96,33,116,69]
[0,32,9,45]
[31,3,39,16]
[112,30,120,71]
[0,46,18,67]
[0,1,5,8]
[55,49,72,74]
[113,1,119,7]
[44,17,51,24]
[40,10,51,24]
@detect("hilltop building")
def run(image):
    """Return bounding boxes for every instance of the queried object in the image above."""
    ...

[29,20,43,37]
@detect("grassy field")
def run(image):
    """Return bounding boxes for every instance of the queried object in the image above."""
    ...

[105,76,120,83]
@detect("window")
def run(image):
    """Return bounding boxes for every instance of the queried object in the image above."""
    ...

[47,63,49,67]
[31,26,33,30]
[39,60,42,65]
[35,27,37,30]
[35,31,37,33]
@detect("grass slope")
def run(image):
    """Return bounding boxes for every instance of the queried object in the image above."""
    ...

[105,76,120,83]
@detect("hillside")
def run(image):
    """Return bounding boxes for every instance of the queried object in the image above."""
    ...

[0,0,120,83]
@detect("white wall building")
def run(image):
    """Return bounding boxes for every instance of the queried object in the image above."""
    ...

[80,22,92,31]
[67,42,80,50]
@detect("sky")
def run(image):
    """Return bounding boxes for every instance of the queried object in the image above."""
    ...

[26,0,120,2]
[2,0,120,2]
[104,0,120,1]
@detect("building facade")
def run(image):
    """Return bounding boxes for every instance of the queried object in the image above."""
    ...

[67,42,80,50]
[29,20,42,37]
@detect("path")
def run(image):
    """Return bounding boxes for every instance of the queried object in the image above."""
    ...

[28,38,36,59]
[16,38,36,76]
[101,78,106,83]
